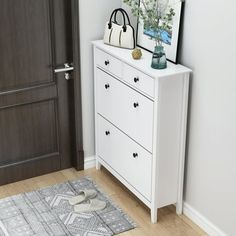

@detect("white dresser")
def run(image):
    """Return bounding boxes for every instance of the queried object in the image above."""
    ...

[93,40,191,223]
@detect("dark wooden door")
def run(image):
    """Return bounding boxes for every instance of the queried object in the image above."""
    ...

[0,0,84,185]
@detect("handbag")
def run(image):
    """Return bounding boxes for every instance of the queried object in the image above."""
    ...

[103,8,135,49]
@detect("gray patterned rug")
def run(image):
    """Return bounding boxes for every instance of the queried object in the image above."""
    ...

[0,177,136,236]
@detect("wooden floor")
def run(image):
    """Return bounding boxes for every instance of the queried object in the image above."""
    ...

[0,167,207,236]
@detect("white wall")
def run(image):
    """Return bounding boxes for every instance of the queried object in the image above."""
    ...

[79,0,121,158]
[122,1,236,235]
[180,1,236,235]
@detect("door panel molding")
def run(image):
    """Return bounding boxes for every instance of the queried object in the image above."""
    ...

[0,0,54,92]
[0,100,59,166]
[0,84,57,109]
[0,154,61,185]
[0,152,60,169]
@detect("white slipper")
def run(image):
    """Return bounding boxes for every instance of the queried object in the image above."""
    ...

[69,189,97,205]
[74,198,106,213]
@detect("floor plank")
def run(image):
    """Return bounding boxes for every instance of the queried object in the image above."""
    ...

[0,167,206,236]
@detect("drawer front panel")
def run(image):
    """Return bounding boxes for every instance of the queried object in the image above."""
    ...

[123,63,155,98]
[95,48,123,78]
[97,115,152,200]
[96,69,154,152]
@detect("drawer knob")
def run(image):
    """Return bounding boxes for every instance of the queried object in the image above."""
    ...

[105,131,110,136]
[105,60,110,66]
[105,84,110,89]
[133,102,139,108]
[133,153,138,158]
[134,77,139,83]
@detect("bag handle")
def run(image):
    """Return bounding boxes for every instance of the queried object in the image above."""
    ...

[108,9,123,29]
[108,8,128,32]
[114,8,131,26]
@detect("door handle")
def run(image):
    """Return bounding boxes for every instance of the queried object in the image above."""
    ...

[54,63,74,73]
[54,63,74,80]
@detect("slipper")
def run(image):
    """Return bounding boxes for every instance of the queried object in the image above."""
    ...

[69,189,97,205]
[74,198,106,213]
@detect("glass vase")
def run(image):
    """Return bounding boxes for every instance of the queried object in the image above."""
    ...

[151,45,167,70]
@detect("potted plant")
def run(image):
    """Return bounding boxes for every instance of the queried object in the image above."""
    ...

[123,0,175,69]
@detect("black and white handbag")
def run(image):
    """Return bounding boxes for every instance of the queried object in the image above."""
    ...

[103,8,135,49]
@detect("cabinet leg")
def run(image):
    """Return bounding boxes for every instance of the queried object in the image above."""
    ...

[96,160,101,170]
[176,201,183,215]
[151,208,158,223]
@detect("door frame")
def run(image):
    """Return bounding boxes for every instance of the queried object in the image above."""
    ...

[71,0,84,171]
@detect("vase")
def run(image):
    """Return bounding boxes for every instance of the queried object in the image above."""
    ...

[151,45,167,69]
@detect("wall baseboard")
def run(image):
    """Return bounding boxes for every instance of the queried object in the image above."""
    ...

[84,156,96,170]
[183,202,227,236]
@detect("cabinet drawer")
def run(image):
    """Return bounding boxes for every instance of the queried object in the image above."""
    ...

[123,63,155,98]
[96,69,154,152]
[97,115,152,200]
[95,48,123,78]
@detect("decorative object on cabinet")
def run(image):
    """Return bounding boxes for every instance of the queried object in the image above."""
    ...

[124,0,183,64]
[103,8,135,49]
[93,40,191,223]
[132,48,142,60]
[151,44,167,69]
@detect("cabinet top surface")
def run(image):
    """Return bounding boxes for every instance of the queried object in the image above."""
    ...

[92,40,191,78]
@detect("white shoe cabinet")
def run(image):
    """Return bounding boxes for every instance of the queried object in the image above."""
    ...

[93,40,191,223]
